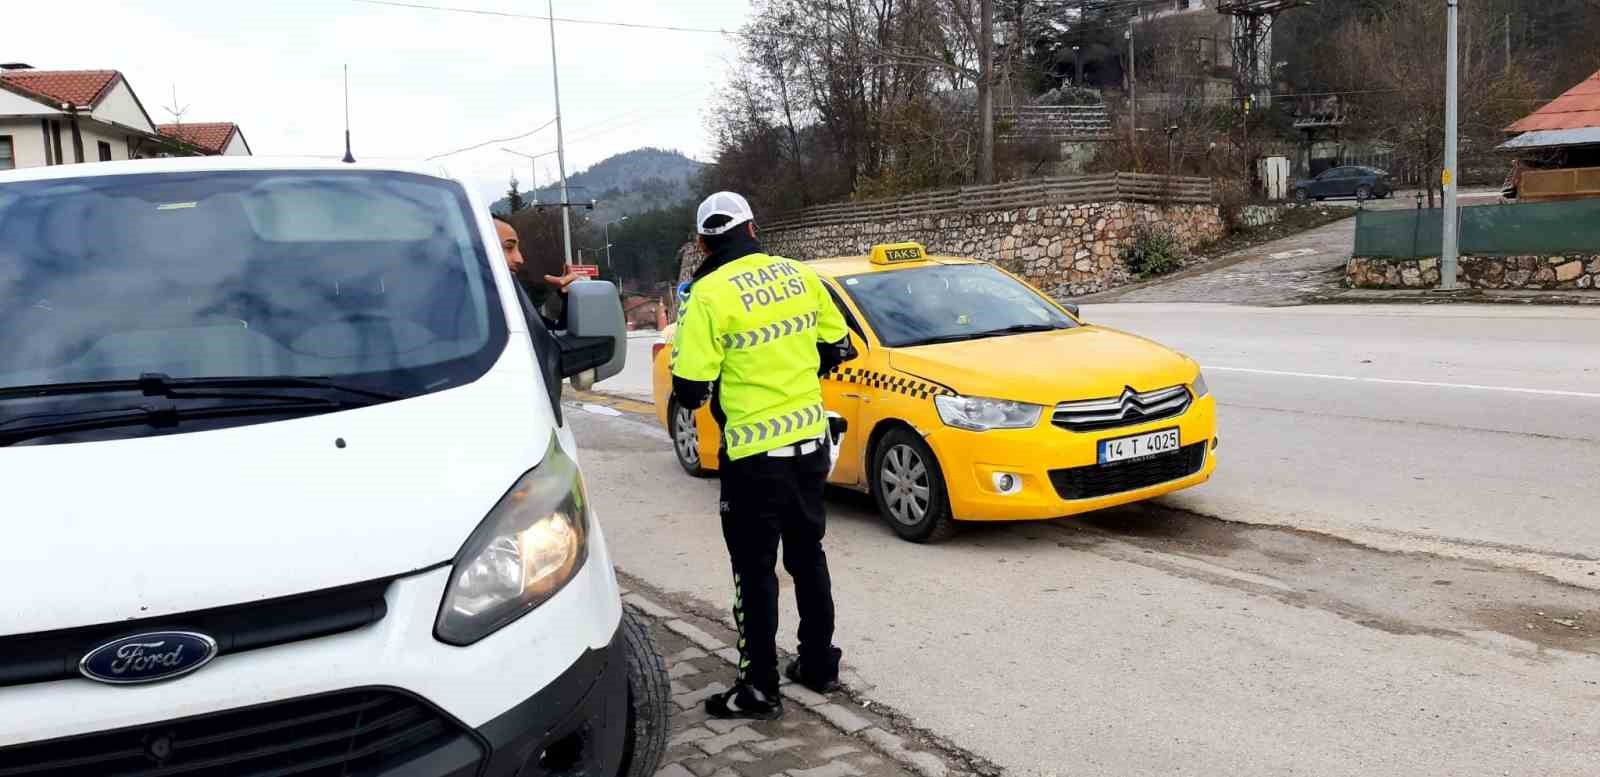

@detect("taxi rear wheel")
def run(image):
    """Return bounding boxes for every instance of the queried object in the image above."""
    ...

[871,428,956,543]
[669,399,710,477]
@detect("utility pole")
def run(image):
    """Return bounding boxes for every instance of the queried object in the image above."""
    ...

[1441,0,1461,290]
[1127,20,1137,149]
[1504,13,1511,75]
[547,0,574,267]
[977,0,994,185]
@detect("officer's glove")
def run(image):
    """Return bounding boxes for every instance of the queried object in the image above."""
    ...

[817,337,856,377]
[672,375,712,410]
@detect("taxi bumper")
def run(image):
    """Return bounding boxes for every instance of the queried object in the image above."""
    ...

[927,394,1217,522]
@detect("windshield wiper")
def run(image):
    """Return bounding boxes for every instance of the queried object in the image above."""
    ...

[0,374,403,403]
[904,323,1067,347]
[0,397,349,446]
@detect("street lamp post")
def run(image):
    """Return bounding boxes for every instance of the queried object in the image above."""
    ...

[602,216,628,279]
[501,147,552,208]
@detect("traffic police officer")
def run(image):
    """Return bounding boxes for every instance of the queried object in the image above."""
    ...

[672,192,855,720]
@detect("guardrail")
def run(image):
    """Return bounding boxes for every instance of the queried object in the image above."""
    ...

[763,173,1213,232]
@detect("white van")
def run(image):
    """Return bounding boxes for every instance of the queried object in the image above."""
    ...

[0,158,670,777]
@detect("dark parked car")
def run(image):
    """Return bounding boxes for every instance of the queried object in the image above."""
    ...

[1293,166,1394,201]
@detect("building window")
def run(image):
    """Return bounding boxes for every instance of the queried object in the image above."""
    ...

[98,141,113,162]
[0,136,13,170]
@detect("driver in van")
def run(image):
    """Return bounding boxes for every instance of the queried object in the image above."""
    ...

[494,213,581,330]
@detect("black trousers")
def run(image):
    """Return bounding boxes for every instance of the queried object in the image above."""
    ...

[718,444,836,697]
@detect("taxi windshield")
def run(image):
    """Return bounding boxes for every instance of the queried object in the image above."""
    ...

[0,169,506,399]
[838,263,1076,348]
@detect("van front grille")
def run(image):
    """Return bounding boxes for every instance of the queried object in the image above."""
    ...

[0,578,391,688]
[0,689,478,777]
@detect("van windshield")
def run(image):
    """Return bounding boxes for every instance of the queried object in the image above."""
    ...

[0,169,507,407]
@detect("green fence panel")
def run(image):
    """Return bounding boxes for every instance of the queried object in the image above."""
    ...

[1460,199,1600,256]
[1355,198,1600,259]
[1353,208,1442,259]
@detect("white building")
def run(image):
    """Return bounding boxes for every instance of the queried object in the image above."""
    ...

[0,64,249,171]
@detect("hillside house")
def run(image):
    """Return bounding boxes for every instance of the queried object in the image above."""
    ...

[1500,68,1600,202]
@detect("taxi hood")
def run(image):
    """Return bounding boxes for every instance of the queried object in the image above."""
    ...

[0,348,558,637]
[887,325,1197,405]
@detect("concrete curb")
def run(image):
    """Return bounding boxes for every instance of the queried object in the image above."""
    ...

[621,586,972,777]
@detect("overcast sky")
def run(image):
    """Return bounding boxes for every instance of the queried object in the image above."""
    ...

[8,0,750,201]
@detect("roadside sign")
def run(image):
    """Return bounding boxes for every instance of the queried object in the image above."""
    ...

[571,264,600,278]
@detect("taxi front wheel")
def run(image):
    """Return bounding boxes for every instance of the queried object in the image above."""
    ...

[871,428,957,543]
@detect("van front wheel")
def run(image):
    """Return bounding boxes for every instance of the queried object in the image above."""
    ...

[618,610,670,777]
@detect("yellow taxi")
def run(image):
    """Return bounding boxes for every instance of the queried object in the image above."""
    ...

[651,242,1217,542]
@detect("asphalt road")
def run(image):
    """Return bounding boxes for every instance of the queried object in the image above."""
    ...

[1088,303,1600,586]
[576,302,1600,777]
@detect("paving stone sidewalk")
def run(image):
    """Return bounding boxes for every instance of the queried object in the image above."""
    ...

[623,589,959,777]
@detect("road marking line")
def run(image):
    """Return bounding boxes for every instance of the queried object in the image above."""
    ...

[1208,366,1600,399]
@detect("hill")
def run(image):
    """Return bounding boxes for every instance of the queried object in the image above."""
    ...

[493,147,705,221]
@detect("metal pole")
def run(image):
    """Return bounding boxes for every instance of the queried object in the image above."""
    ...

[1441,0,1461,290]
[1505,13,1511,75]
[1128,22,1137,148]
[547,0,573,267]
[977,0,994,185]
[604,221,612,273]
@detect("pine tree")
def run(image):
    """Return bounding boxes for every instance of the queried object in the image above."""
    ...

[506,175,527,213]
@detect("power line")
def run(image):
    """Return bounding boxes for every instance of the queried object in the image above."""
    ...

[425,117,557,160]
[352,0,746,37]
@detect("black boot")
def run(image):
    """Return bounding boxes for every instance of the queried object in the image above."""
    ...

[784,646,842,694]
[705,684,784,720]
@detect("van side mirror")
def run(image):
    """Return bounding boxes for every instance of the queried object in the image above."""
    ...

[559,280,627,386]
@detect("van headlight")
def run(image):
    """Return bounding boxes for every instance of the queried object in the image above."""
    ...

[934,395,1043,431]
[435,435,589,646]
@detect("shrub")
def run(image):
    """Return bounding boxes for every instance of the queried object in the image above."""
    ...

[1124,224,1184,277]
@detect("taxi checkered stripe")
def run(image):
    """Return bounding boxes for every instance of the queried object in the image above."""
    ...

[826,366,955,400]
[721,312,820,350]
[726,404,824,447]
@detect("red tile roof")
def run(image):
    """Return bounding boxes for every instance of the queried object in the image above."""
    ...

[157,122,238,154]
[1507,69,1600,133]
[0,69,119,108]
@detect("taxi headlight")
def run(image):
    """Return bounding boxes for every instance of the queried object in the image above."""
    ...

[1191,370,1210,398]
[436,435,589,646]
[934,395,1044,431]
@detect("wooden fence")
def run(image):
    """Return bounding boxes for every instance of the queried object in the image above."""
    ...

[763,173,1213,233]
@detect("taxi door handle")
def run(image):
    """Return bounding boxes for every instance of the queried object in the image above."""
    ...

[842,393,869,402]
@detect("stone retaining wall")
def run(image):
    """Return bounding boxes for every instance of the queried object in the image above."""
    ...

[748,201,1223,299]
[1346,255,1600,290]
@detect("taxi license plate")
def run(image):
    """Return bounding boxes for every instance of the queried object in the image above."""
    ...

[1098,428,1181,464]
